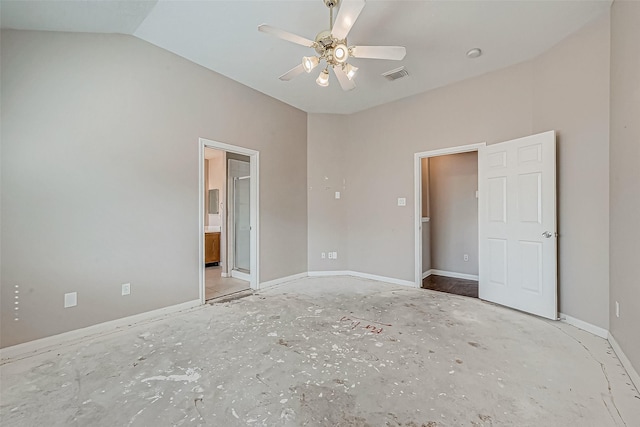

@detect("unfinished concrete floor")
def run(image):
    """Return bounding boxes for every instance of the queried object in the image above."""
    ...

[1,276,639,426]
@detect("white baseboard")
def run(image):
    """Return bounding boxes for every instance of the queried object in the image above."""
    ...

[309,270,417,288]
[422,269,432,279]
[559,313,609,339]
[231,269,251,281]
[608,333,640,392]
[221,272,230,278]
[349,271,416,287]
[429,269,479,281]
[0,299,201,363]
[308,270,351,277]
[259,272,308,290]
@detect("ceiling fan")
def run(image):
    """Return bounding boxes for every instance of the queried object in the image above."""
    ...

[258,0,406,91]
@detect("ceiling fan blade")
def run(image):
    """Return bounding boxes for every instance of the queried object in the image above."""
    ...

[279,64,306,81]
[350,45,406,60]
[332,66,356,91]
[331,0,366,41]
[258,24,315,47]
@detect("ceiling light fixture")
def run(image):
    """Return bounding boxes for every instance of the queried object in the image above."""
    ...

[344,63,358,80]
[316,68,330,87]
[466,48,482,59]
[333,43,348,63]
[302,56,320,73]
[258,0,406,91]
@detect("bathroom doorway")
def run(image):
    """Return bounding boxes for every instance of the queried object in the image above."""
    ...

[200,139,259,302]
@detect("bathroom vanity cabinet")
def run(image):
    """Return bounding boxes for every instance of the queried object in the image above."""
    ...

[205,232,220,264]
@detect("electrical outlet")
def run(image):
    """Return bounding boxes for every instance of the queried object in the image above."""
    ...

[328,252,334,259]
[397,197,406,206]
[333,251,338,259]
[122,283,131,296]
[64,292,77,308]
[463,254,469,262]
[321,252,326,259]
[616,301,620,318]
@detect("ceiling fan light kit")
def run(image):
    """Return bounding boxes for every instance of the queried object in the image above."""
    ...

[333,43,348,63]
[345,63,358,80]
[258,0,406,91]
[316,68,330,87]
[303,56,320,73]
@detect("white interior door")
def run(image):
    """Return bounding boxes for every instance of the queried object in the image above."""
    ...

[478,131,557,320]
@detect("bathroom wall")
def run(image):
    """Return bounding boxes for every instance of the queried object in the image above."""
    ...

[206,148,225,228]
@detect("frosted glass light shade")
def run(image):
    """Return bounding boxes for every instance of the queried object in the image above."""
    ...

[302,56,319,73]
[316,68,329,87]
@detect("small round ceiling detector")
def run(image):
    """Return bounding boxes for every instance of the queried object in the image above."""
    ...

[466,48,482,59]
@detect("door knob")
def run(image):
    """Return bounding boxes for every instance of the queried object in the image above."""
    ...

[542,231,553,238]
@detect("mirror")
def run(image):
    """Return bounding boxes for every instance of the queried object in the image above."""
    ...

[208,189,219,214]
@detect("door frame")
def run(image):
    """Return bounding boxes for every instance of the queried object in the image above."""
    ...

[413,142,486,287]
[199,138,260,303]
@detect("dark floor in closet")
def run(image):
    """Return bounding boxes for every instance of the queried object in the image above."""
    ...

[422,274,479,298]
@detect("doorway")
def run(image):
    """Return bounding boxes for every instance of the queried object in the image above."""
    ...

[414,132,557,320]
[418,149,481,298]
[199,139,259,303]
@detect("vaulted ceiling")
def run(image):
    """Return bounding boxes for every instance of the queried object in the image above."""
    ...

[1,0,611,114]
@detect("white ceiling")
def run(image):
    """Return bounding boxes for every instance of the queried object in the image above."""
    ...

[1,0,611,114]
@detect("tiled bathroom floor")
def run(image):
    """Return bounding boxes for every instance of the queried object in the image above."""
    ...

[205,265,249,300]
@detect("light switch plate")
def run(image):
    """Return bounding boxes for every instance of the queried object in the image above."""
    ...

[397,197,406,206]
[335,191,341,199]
[64,292,77,308]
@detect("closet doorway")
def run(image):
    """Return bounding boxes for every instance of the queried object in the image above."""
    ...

[415,133,557,319]
[414,143,485,298]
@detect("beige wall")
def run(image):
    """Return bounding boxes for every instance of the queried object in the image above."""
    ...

[531,13,611,329]
[609,1,640,374]
[309,13,610,328]
[0,30,308,347]
[429,152,478,276]
[307,114,349,271]
[340,61,533,282]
